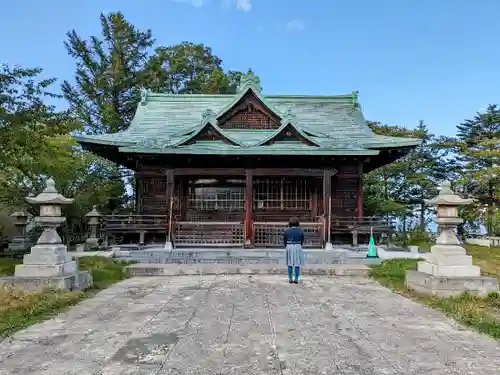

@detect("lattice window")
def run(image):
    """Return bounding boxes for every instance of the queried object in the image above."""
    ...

[174,222,244,246]
[253,222,323,248]
[187,179,245,212]
[220,101,279,130]
[253,178,312,211]
[141,177,168,213]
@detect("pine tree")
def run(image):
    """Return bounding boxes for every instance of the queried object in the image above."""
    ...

[62,11,155,134]
[456,105,500,235]
[403,121,453,231]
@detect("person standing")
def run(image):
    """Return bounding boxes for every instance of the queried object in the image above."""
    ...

[284,217,305,284]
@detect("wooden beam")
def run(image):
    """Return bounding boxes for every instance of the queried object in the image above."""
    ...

[244,169,253,247]
[173,168,331,177]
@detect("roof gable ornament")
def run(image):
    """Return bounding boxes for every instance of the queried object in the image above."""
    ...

[201,108,217,123]
[351,91,359,108]
[237,70,262,93]
[282,109,298,124]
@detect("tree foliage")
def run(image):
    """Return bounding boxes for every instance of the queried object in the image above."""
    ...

[62,13,244,136]
[455,105,500,235]
[0,64,125,224]
[62,12,155,135]
[145,41,242,94]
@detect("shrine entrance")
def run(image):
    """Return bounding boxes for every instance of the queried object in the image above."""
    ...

[175,177,245,246]
[171,172,324,248]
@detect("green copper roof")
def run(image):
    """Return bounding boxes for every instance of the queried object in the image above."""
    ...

[75,72,421,156]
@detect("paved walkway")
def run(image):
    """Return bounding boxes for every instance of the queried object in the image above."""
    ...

[1,276,499,375]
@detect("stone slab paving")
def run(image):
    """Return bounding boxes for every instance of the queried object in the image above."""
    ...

[1,276,499,375]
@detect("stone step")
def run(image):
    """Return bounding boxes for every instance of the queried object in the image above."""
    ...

[124,256,379,265]
[124,263,371,278]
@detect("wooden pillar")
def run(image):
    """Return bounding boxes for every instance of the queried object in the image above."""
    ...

[180,178,189,220]
[244,169,253,247]
[323,170,333,244]
[135,173,142,213]
[356,163,364,218]
[312,183,318,219]
[166,169,175,207]
[166,169,175,229]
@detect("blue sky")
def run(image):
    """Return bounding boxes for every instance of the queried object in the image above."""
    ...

[2,0,499,137]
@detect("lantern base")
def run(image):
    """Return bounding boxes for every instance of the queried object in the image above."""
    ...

[405,270,498,297]
[15,261,77,278]
[0,271,92,292]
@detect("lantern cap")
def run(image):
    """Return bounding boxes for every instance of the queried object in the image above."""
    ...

[424,180,473,206]
[25,178,74,206]
[85,205,102,218]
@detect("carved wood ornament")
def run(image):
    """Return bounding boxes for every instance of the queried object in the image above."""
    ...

[262,123,319,147]
[218,91,280,130]
[183,124,238,146]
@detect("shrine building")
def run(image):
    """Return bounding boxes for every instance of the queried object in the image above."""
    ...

[75,71,421,248]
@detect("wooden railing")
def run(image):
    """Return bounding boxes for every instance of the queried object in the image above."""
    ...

[103,214,168,232]
[174,221,244,247]
[97,214,393,247]
[253,221,323,248]
[330,216,395,233]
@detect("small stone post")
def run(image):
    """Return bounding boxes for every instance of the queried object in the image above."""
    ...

[85,205,102,248]
[8,212,30,251]
[405,181,498,297]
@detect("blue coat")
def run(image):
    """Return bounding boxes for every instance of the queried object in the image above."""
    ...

[283,226,305,247]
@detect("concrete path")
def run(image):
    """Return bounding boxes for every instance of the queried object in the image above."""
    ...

[1,276,499,375]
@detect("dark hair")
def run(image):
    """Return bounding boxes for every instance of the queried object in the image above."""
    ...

[288,217,300,227]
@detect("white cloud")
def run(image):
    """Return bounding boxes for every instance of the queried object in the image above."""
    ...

[236,0,252,12]
[285,19,305,31]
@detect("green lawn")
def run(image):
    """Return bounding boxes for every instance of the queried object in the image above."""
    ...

[0,256,134,338]
[370,245,500,339]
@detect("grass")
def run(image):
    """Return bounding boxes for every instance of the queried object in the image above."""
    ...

[370,244,500,339]
[0,258,19,277]
[0,256,134,338]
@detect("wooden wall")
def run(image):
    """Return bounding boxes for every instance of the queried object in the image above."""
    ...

[135,163,363,219]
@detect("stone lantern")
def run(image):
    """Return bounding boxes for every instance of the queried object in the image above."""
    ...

[6,178,93,291]
[8,211,30,251]
[85,205,102,248]
[405,181,498,297]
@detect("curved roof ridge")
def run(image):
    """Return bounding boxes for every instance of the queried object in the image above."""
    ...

[172,109,242,147]
[214,71,284,121]
[253,110,321,147]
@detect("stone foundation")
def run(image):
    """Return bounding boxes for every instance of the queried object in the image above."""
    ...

[125,263,370,277]
[0,271,92,292]
[405,270,499,297]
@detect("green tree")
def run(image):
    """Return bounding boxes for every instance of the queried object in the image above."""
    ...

[456,105,500,235]
[0,64,125,218]
[364,121,453,244]
[402,121,454,231]
[62,11,155,134]
[145,41,243,94]
[363,122,414,219]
